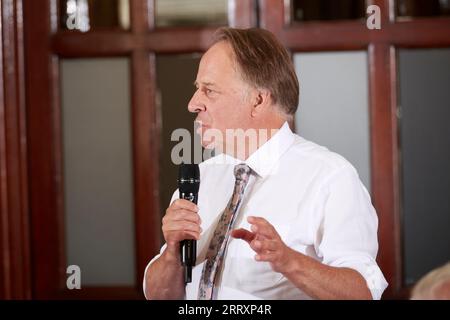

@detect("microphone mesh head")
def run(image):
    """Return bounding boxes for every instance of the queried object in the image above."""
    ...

[178,164,200,194]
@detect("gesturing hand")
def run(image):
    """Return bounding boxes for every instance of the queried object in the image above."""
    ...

[231,216,297,275]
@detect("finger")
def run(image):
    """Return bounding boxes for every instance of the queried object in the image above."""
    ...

[249,220,277,239]
[255,252,275,262]
[247,216,272,228]
[254,233,270,241]
[163,221,202,234]
[171,199,199,212]
[231,228,255,244]
[182,231,200,240]
[165,230,200,242]
[250,239,277,253]
[169,209,201,224]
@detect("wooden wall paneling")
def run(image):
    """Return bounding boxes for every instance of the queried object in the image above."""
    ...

[229,0,257,28]
[0,0,31,300]
[130,0,161,295]
[258,0,436,299]
[24,0,64,299]
[368,43,403,299]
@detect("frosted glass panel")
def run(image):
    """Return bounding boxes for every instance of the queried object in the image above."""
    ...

[291,0,366,22]
[293,51,371,191]
[59,0,130,31]
[61,58,135,286]
[397,0,450,18]
[155,0,228,27]
[399,48,450,285]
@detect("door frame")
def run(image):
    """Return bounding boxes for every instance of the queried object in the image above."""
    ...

[23,0,256,299]
[258,0,450,299]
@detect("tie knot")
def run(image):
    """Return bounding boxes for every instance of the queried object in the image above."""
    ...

[234,163,252,182]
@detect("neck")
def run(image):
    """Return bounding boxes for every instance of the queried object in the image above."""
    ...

[223,119,286,161]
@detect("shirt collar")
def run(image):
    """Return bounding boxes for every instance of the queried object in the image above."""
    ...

[244,121,295,178]
[205,122,296,178]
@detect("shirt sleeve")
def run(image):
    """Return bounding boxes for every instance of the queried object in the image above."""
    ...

[315,164,388,300]
[142,189,179,299]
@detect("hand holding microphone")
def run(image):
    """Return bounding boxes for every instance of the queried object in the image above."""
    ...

[177,164,200,283]
[161,164,200,284]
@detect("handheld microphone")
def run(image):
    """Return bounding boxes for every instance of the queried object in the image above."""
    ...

[178,163,200,284]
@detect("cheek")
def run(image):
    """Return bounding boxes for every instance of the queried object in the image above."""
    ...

[211,98,249,127]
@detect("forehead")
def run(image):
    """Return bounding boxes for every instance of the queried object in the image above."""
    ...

[196,41,239,84]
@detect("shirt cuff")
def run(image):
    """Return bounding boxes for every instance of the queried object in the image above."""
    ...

[328,257,388,300]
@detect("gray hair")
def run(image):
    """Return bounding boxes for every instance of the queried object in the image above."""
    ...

[212,27,299,118]
[411,262,450,300]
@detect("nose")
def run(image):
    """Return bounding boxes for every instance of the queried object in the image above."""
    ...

[188,90,206,114]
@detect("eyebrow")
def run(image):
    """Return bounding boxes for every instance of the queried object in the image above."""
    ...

[193,81,216,87]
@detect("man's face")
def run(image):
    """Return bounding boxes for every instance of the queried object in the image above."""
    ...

[188,41,253,150]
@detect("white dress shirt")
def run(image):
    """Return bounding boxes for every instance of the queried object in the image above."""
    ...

[144,122,388,300]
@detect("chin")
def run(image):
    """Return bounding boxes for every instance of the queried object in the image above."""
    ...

[201,139,215,150]
[201,139,225,153]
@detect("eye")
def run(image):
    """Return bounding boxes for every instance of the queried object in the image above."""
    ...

[203,88,214,96]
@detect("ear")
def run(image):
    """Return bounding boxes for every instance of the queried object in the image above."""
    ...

[250,89,271,118]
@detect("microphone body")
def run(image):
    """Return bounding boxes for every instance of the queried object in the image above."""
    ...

[178,164,200,284]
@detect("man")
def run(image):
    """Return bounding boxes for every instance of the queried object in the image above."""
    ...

[143,27,387,300]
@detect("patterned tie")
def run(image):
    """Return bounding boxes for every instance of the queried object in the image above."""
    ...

[198,163,252,300]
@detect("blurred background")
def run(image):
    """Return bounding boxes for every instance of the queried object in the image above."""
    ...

[0,0,449,300]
